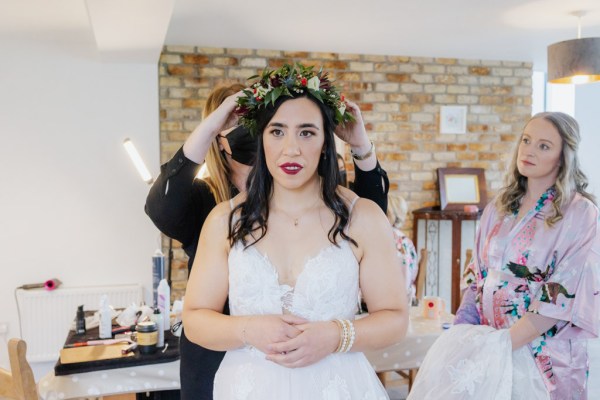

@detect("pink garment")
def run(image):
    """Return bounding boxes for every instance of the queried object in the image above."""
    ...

[460,189,600,399]
[392,227,418,300]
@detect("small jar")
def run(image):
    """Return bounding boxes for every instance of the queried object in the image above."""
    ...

[136,321,158,354]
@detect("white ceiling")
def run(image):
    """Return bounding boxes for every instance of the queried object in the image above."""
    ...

[3,0,600,70]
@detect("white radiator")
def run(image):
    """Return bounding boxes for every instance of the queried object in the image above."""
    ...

[16,284,143,362]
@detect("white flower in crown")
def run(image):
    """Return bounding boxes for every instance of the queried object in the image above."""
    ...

[307,76,320,91]
[253,85,271,101]
[338,101,346,116]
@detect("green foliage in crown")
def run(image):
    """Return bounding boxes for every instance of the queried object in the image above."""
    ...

[235,63,353,135]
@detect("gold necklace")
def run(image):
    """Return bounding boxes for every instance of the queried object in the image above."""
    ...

[274,198,322,227]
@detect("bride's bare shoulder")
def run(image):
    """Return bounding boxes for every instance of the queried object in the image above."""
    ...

[205,192,248,231]
[336,187,391,239]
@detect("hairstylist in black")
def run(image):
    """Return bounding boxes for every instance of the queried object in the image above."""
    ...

[145,84,389,400]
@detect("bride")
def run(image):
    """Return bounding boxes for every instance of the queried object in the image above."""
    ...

[183,63,408,399]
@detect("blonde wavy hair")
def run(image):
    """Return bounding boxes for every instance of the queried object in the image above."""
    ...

[199,83,245,204]
[496,112,596,227]
[387,193,409,229]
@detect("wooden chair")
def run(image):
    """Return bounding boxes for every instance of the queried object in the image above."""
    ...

[0,338,38,400]
[463,249,473,275]
[414,248,428,302]
[460,248,473,301]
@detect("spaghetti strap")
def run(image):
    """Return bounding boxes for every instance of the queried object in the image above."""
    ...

[348,196,360,213]
[343,196,360,235]
[229,198,235,210]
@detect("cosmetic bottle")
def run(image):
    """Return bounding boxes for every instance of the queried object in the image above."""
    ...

[136,321,158,354]
[152,249,165,306]
[99,295,112,339]
[152,306,164,348]
[75,305,86,335]
[157,279,171,332]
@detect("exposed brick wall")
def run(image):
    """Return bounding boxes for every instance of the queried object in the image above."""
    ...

[158,46,532,299]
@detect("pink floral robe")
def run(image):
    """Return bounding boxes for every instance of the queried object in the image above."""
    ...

[458,188,600,399]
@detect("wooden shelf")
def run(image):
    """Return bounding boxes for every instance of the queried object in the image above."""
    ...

[412,206,482,312]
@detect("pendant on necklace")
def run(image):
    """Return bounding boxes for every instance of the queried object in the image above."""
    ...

[293,219,299,226]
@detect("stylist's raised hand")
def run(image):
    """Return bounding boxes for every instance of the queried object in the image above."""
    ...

[201,90,245,138]
[183,90,245,163]
[244,314,307,355]
[334,100,369,149]
[265,320,339,368]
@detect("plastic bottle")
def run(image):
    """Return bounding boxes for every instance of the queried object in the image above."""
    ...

[99,295,112,339]
[157,279,171,332]
[76,305,86,335]
[152,307,165,348]
[152,249,165,306]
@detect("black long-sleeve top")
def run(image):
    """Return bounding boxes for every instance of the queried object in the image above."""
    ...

[145,146,389,270]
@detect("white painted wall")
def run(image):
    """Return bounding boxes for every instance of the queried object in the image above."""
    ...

[531,71,546,116]
[546,83,575,116]
[0,39,160,375]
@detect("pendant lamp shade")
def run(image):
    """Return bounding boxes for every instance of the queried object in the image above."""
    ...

[548,37,600,84]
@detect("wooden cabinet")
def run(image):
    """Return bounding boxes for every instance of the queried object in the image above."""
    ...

[412,207,482,313]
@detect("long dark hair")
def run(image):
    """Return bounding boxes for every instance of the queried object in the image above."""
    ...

[228,94,356,248]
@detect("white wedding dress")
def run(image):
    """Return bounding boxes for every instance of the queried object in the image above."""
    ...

[213,240,389,400]
[407,324,550,400]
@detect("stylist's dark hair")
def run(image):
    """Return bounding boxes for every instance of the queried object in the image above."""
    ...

[228,94,356,248]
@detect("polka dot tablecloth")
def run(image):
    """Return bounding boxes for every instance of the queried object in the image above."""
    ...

[363,306,454,372]
[38,360,180,399]
[38,307,450,398]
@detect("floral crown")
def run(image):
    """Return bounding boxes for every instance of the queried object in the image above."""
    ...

[235,63,353,135]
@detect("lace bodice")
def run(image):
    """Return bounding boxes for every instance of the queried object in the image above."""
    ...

[216,199,389,400]
[228,240,359,321]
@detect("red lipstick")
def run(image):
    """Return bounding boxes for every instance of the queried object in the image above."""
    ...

[279,162,303,175]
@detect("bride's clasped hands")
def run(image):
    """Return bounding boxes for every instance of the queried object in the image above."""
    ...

[263,319,341,368]
[240,314,306,355]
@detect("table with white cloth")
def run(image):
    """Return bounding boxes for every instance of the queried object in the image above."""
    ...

[363,306,454,373]
[38,307,451,398]
[38,360,180,399]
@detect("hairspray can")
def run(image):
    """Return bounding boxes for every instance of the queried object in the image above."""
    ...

[152,249,165,306]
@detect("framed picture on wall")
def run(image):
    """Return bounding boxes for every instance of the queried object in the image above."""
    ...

[440,105,467,134]
[438,167,487,211]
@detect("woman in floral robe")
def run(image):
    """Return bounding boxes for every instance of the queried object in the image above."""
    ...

[410,112,599,400]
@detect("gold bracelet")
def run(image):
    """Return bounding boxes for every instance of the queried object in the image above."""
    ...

[333,319,348,353]
[350,141,375,161]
